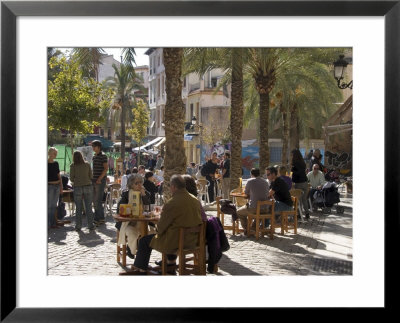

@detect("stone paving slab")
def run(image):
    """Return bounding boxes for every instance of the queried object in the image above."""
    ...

[48,193,353,276]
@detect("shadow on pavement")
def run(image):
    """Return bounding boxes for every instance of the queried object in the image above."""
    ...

[47,226,75,245]
[216,254,260,275]
[77,231,105,247]
[94,223,117,239]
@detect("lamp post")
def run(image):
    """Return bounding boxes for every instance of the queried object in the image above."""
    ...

[333,55,353,89]
[191,116,203,164]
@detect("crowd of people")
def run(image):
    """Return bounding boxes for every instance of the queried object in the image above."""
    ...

[48,140,330,274]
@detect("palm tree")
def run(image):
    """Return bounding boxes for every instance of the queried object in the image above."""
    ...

[183,48,246,191]
[104,63,143,161]
[163,48,185,199]
[245,48,293,171]
[71,48,106,81]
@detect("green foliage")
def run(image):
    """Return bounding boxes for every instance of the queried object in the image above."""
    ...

[128,100,150,145]
[48,56,114,137]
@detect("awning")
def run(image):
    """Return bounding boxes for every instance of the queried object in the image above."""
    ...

[153,137,166,148]
[132,136,164,152]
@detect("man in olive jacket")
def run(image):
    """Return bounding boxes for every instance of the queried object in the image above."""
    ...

[132,174,203,273]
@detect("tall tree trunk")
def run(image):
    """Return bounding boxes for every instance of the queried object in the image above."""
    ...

[229,49,244,191]
[259,91,270,171]
[289,103,300,150]
[280,103,289,168]
[120,96,126,165]
[163,48,185,200]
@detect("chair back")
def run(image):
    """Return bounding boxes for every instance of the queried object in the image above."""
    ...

[176,222,206,275]
[256,200,275,216]
[197,179,209,193]
[289,188,302,200]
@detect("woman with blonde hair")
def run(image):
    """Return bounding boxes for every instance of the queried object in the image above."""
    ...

[48,147,63,229]
[70,150,95,232]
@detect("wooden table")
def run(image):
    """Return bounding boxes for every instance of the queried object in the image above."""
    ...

[113,213,160,237]
[230,192,247,198]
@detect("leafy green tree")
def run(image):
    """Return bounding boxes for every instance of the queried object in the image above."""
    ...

[48,56,113,150]
[127,99,150,165]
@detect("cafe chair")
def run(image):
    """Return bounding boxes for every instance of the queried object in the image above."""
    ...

[196,179,210,206]
[289,188,305,221]
[105,183,121,216]
[216,196,242,235]
[161,222,206,275]
[280,196,299,235]
[247,200,275,240]
[116,230,127,267]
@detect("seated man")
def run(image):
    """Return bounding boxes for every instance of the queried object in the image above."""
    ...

[266,166,293,222]
[237,168,269,235]
[130,174,203,274]
[307,163,326,204]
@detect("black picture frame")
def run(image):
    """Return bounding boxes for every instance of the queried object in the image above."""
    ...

[1,1,397,321]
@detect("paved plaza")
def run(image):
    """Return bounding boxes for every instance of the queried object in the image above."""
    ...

[48,189,353,276]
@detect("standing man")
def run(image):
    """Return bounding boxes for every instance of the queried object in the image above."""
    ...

[222,151,231,199]
[266,166,293,220]
[307,163,326,205]
[91,140,108,225]
[201,151,219,203]
[237,168,269,235]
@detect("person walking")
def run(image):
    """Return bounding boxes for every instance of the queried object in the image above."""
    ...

[48,147,63,229]
[70,150,95,232]
[291,149,310,219]
[91,140,108,226]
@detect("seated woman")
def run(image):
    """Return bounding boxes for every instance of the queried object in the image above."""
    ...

[116,174,151,259]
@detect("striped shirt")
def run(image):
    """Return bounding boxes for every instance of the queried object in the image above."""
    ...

[92,151,107,181]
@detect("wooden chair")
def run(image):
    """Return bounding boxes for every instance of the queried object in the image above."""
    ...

[161,222,206,275]
[116,230,127,267]
[280,196,299,235]
[246,200,275,240]
[289,188,305,221]
[216,196,242,235]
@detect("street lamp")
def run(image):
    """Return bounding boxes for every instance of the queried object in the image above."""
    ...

[191,116,203,164]
[333,55,353,90]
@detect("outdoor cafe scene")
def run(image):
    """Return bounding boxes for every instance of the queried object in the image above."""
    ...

[48,47,353,276]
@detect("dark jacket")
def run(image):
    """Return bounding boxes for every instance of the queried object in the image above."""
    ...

[206,217,230,273]
[291,161,307,183]
[143,179,159,204]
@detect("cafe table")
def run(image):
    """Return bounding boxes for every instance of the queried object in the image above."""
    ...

[112,212,160,237]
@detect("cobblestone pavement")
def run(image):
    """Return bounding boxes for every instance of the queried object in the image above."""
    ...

[48,192,353,276]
